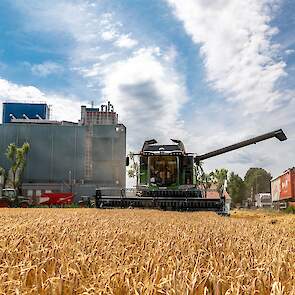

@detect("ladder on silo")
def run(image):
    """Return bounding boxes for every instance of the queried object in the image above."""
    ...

[84,124,93,180]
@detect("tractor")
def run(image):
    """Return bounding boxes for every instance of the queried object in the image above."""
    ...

[0,188,30,208]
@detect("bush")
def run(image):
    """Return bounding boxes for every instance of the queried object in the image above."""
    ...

[285,206,295,214]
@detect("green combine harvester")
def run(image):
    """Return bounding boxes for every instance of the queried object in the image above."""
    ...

[96,129,287,214]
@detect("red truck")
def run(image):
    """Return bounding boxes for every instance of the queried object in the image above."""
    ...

[280,168,295,200]
[271,167,295,208]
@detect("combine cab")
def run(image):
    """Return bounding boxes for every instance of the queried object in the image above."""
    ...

[97,129,287,214]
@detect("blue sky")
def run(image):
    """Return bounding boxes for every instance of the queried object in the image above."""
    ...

[0,0,294,177]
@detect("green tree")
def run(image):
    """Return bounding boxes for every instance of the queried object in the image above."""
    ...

[211,168,228,193]
[244,168,272,200]
[127,152,139,186]
[227,172,246,205]
[6,142,30,191]
[195,164,215,196]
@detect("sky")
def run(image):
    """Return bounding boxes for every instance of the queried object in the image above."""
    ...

[0,0,294,179]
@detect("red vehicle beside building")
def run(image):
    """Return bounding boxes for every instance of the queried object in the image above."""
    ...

[271,167,295,208]
[0,189,94,207]
[38,192,74,206]
[0,189,74,207]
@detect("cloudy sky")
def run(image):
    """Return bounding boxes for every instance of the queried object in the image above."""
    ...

[0,0,294,178]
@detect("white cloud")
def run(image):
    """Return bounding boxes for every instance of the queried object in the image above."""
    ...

[100,47,189,148]
[101,30,117,41]
[0,78,84,122]
[31,61,63,77]
[285,49,295,55]
[18,1,98,44]
[14,1,140,66]
[165,0,293,113]
[115,34,138,48]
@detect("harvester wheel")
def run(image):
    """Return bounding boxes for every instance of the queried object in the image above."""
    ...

[20,202,29,208]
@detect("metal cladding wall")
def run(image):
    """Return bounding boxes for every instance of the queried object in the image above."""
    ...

[2,103,48,123]
[0,123,126,189]
[90,124,126,187]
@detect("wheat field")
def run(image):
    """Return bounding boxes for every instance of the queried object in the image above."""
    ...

[0,209,294,294]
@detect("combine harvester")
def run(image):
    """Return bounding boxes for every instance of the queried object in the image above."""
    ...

[97,129,287,214]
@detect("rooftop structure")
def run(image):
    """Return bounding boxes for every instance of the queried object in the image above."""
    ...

[2,102,49,123]
[80,101,118,126]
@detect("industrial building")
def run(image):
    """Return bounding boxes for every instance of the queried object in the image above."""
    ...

[0,101,126,201]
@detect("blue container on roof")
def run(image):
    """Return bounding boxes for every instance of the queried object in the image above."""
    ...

[2,102,49,123]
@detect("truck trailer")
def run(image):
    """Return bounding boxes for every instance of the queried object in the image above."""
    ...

[271,167,295,209]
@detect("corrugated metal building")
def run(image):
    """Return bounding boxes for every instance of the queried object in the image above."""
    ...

[0,102,126,201]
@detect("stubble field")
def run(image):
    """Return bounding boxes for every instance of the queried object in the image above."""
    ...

[0,208,294,294]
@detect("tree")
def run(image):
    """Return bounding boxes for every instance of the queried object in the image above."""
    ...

[244,168,272,201]
[6,142,30,191]
[227,172,246,205]
[195,164,214,196]
[211,168,228,194]
[127,152,139,186]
